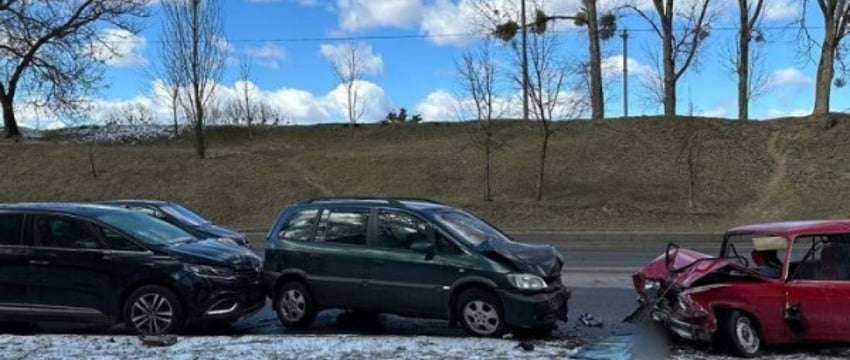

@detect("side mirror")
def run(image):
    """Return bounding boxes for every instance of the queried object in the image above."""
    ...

[410,241,434,255]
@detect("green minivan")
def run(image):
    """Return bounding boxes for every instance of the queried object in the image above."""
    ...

[263,198,570,337]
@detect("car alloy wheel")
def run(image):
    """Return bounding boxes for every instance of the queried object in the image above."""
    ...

[463,300,500,336]
[274,281,317,329]
[279,289,306,322]
[131,293,175,335]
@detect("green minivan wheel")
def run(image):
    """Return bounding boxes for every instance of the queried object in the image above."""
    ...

[274,281,317,330]
[457,288,508,338]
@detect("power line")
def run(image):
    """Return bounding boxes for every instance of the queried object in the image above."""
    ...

[103,24,826,45]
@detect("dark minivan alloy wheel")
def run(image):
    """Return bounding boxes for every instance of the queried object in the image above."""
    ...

[457,288,507,337]
[123,285,185,336]
[274,281,317,329]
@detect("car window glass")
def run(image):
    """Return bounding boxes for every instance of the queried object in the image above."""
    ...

[375,210,427,250]
[318,210,368,246]
[96,225,147,252]
[128,206,157,217]
[790,234,850,281]
[35,216,104,250]
[279,209,318,242]
[435,231,462,254]
[0,214,23,246]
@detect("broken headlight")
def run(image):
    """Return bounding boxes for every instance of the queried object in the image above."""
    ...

[644,279,661,294]
[507,273,548,290]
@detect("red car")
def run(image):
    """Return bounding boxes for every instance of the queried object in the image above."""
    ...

[633,220,850,357]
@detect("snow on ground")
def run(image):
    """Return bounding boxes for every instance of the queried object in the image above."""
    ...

[0,334,578,360]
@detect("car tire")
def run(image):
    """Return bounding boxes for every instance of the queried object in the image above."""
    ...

[457,288,507,338]
[123,285,185,336]
[717,309,762,357]
[274,281,317,329]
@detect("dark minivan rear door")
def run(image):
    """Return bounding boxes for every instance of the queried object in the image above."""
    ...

[0,213,28,308]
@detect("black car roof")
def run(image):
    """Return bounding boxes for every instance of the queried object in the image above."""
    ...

[298,197,448,211]
[98,199,172,207]
[0,202,134,216]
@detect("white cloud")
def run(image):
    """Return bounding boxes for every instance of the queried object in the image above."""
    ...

[764,108,809,118]
[762,0,800,20]
[695,106,729,118]
[319,43,384,77]
[244,43,287,69]
[91,28,146,68]
[767,67,812,87]
[415,89,462,121]
[601,55,653,78]
[326,80,393,122]
[337,0,424,32]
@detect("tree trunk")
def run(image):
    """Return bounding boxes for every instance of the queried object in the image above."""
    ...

[813,36,836,115]
[586,0,604,120]
[171,97,179,137]
[737,1,750,121]
[1,95,20,138]
[88,140,98,179]
[535,131,550,201]
[661,2,676,117]
[484,132,492,202]
[662,36,676,116]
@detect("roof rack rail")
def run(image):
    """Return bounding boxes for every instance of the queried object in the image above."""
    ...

[302,197,442,206]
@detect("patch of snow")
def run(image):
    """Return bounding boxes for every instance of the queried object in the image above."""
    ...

[54,125,183,144]
[0,334,578,360]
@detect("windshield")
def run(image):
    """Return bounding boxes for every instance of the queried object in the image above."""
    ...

[433,209,512,246]
[97,212,195,246]
[722,234,789,279]
[162,204,209,226]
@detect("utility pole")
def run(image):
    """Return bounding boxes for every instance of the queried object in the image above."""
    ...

[521,0,529,121]
[621,28,629,118]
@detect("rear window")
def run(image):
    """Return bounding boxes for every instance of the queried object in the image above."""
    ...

[0,214,23,246]
[279,209,319,242]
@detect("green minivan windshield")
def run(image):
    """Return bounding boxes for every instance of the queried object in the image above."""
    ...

[433,210,512,246]
[96,211,194,246]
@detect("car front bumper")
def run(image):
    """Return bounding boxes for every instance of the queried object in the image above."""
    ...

[496,287,570,329]
[184,274,266,323]
[650,307,712,342]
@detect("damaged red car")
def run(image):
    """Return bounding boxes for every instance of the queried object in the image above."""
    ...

[633,220,850,357]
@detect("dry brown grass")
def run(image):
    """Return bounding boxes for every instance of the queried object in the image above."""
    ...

[2,115,849,231]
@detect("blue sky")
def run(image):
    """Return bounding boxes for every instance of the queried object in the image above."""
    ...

[25,0,849,128]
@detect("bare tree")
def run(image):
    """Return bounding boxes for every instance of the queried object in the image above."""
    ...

[0,0,149,138]
[161,0,226,159]
[237,58,255,139]
[103,102,154,126]
[714,1,768,121]
[456,40,505,202]
[800,0,850,115]
[326,43,371,133]
[678,102,704,208]
[512,31,588,201]
[628,0,715,116]
[492,0,617,121]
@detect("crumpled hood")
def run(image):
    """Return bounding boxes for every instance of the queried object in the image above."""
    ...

[476,240,563,277]
[163,239,261,270]
[637,247,749,289]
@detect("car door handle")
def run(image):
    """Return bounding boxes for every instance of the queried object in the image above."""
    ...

[29,260,49,266]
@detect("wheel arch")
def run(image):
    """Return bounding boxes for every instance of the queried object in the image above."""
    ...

[447,276,500,325]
